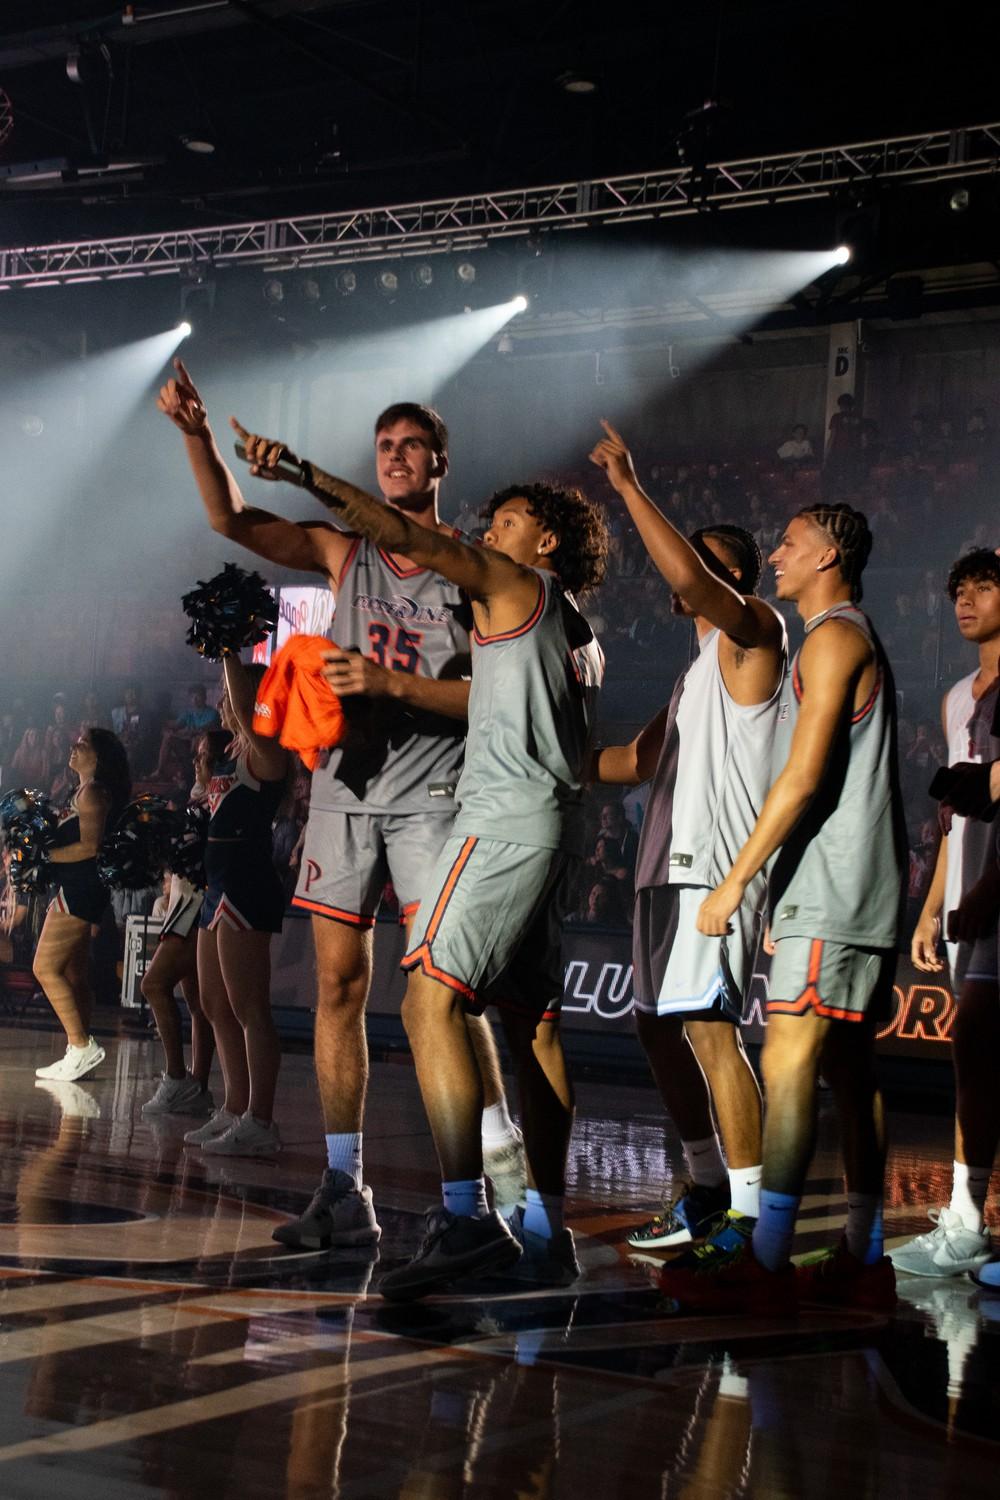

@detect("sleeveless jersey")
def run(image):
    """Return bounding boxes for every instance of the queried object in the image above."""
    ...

[207,750,283,843]
[942,671,1000,972]
[308,536,472,815]
[769,603,905,949]
[634,618,787,897]
[454,570,604,855]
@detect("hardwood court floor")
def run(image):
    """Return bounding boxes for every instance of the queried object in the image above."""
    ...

[0,1022,996,1498]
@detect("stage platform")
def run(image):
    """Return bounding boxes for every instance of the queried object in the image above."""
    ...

[0,1019,996,1498]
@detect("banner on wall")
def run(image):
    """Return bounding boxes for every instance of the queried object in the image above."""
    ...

[276,585,336,649]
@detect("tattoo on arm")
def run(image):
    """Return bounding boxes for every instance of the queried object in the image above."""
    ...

[304,464,414,554]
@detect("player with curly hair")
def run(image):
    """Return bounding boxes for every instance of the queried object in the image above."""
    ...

[589,422,786,1261]
[232,422,608,1297]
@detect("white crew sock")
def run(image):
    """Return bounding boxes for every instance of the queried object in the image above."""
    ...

[728,1165,762,1218]
[326,1132,363,1190]
[682,1134,727,1188]
[442,1178,490,1219]
[950,1161,991,1233]
[482,1099,518,1147]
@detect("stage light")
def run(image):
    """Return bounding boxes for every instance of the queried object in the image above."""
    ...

[511,294,529,313]
[456,261,477,285]
[181,136,216,155]
[497,332,514,354]
[176,320,192,337]
[411,263,434,289]
[335,268,357,296]
[376,268,399,296]
[263,278,285,305]
[949,187,971,214]
[301,277,323,302]
[832,245,852,265]
[557,70,597,95]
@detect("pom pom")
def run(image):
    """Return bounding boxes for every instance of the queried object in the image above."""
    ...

[167,799,211,889]
[98,795,181,892]
[0,788,57,893]
[182,562,277,662]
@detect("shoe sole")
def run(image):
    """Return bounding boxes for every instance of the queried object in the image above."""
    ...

[889,1258,990,1278]
[627,1227,695,1249]
[272,1223,382,1250]
[201,1142,281,1157]
[380,1238,522,1302]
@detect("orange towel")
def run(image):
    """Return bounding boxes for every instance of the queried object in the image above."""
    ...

[253,634,345,770]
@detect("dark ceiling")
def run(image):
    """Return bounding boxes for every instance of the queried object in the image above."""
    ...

[0,1,996,247]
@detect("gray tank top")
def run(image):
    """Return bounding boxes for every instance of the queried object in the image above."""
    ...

[308,536,471,815]
[634,619,786,896]
[454,570,604,854]
[769,602,905,949]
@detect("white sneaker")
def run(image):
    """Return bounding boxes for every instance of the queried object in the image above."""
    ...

[201,1112,281,1157]
[184,1108,239,1146]
[889,1207,992,1277]
[35,1037,105,1082]
[142,1073,214,1117]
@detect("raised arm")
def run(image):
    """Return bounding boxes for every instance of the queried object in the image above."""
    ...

[233,421,527,606]
[157,360,350,580]
[696,619,871,934]
[589,422,779,649]
[223,657,288,783]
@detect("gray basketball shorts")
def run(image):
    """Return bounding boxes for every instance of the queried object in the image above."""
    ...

[633,883,759,1022]
[292,807,456,929]
[401,835,575,1020]
[767,936,896,1023]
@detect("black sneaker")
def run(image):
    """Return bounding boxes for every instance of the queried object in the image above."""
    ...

[272,1168,381,1251]
[497,1205,582,1287]
[626,1180,731,1250]
[379,1208,521,1301]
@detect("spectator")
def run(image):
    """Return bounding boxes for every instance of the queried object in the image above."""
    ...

[776,423,814,464]
[597,801,639,871]
[823,392,863,496]
[11,725,48,786]
[572,876,629,928]
[154,685,220,779]
[78,689,109,731]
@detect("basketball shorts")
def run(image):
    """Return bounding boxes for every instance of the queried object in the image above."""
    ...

[632,883,759,1022]
[767,936,895,1023]
[51,858,108,926]
[292,808,456,928]
[946,930,999,990]
[200,843,285,935]
[401,835,575,1020]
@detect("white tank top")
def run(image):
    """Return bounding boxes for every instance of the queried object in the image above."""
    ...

[943,670,1000,977]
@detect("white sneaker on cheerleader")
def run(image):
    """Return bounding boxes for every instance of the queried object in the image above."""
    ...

[142,1073,214,1117]
[35,1037,105,1082]
[201,1112,281,1157]
[184,1108,239,1146]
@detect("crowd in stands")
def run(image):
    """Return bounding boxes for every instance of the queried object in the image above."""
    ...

[0,397,995,982]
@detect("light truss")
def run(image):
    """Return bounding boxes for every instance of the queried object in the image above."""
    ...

[1,122,997,290]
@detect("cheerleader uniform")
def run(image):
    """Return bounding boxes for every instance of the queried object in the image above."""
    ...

[50,784,109,924]
[200,751,285,934]
[160,788,207,940]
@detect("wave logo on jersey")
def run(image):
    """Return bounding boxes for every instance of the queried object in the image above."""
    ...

[352,592,453,627]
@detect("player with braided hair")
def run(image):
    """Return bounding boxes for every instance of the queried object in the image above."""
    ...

[687,500,905,1314]
[589,423,786,1259]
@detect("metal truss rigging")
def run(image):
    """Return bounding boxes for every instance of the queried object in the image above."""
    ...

[0,122,997,290]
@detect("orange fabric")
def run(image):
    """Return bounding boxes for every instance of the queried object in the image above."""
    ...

[252,634,345,770]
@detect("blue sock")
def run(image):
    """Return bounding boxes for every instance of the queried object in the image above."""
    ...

[752,1189,799,1271]
[522,1188,564,1240]
[326,1132,363,1190]
[977,1258,1000,1288]
[442,1178,489,1219]
[845,1193,884,1265]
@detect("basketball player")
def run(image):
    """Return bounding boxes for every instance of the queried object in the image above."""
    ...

[589,422,786,1254]
[892,549,1000,1279]
[234,422,606,1298]
[157,362,524,1243]
[679,503,904,1312]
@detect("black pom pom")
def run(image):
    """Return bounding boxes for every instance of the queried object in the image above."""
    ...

[167,799,211,889]
[0,788,57,893]
[181,562,277,662]
[98,795,181,892]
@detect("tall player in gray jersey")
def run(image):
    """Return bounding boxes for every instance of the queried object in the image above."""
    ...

[686,503,904,1315]
[588,423,786,1256]
[232,421,607,1299]
[157,361,525,1250]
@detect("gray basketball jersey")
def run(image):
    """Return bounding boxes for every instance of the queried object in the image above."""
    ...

[769,603,905,949]
[943,671,1000,979]
[308,536,472,815]
[634,619,787,896]
[454,570,605,854]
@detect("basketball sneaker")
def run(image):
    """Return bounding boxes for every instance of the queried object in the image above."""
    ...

[888,1208,991,1278]
[498,1205,581,1287]
[35,1036,105,1082]
[380,1208,521,1301]
[659,1240,798,1316]
[200,1112,280,1157]
[627,1180,730,1250]
[272,1169,381,1250]
[797,1240,897,1311]
[142,1073,214,1117]
[184,1108,238,1146]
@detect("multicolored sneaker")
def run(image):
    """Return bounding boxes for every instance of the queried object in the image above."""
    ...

[659,1239,798,1316]
[627,1180,731,1250]
[660,1209,757,1274]
[797,1239,897,1311]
